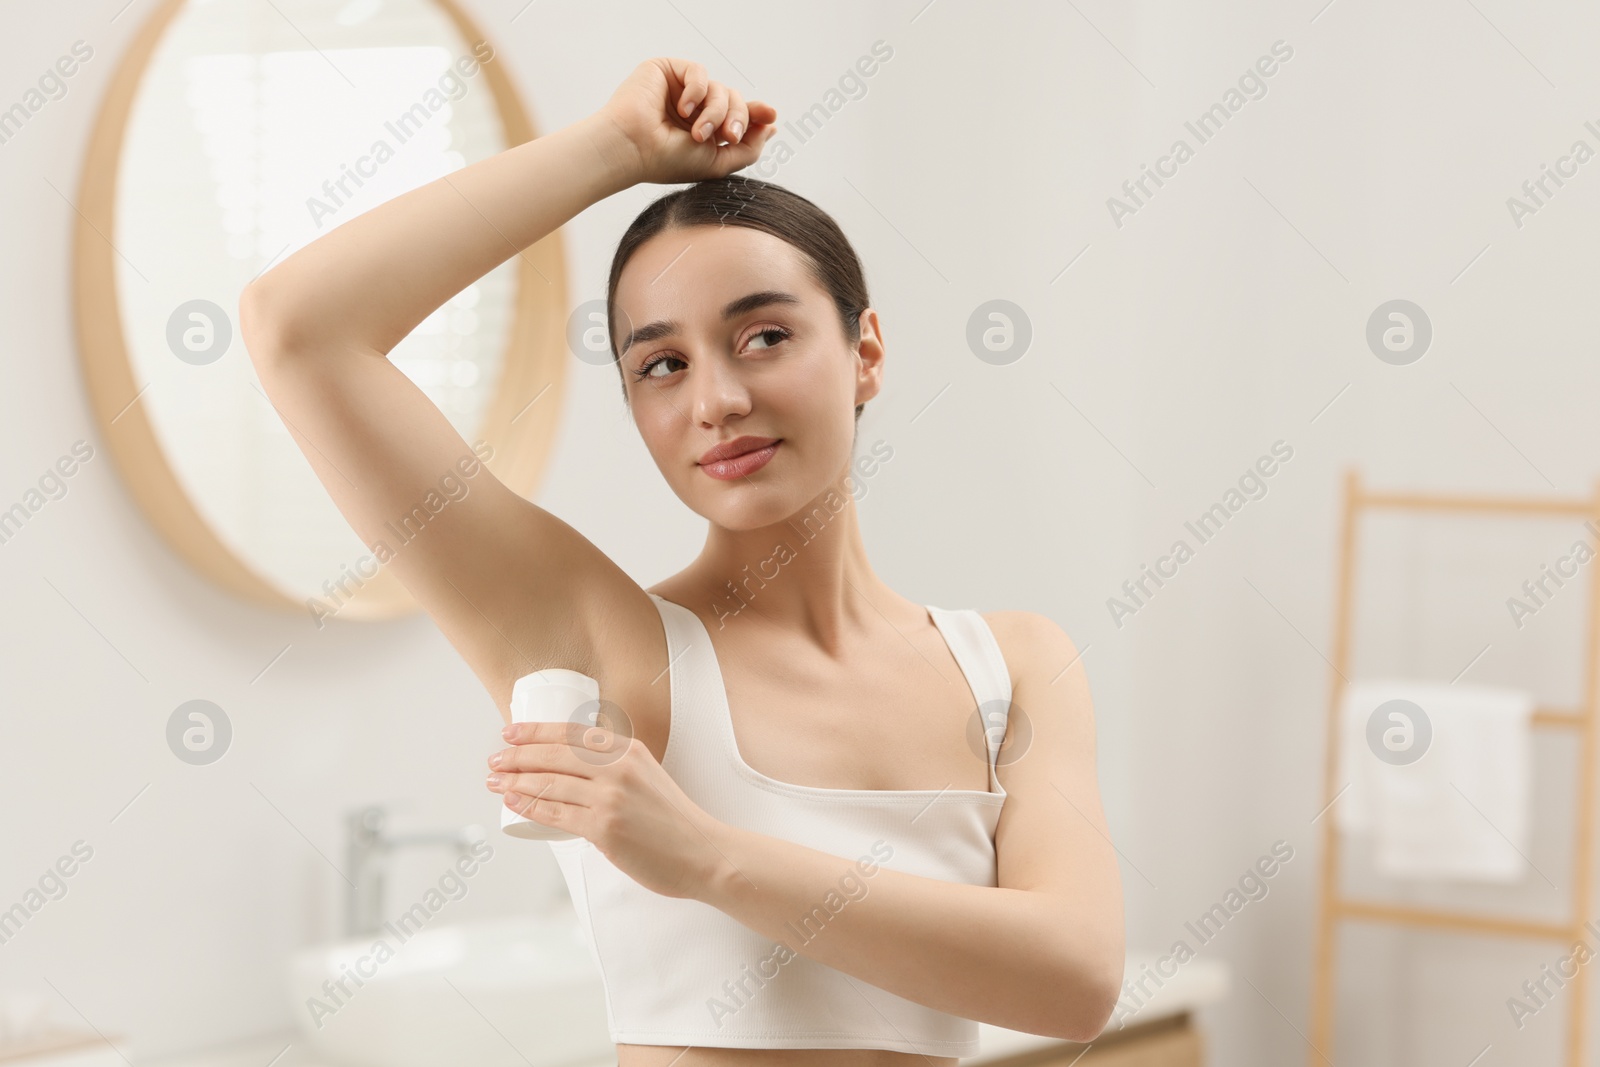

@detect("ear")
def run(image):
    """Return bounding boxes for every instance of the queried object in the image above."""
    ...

[853,308,885,408]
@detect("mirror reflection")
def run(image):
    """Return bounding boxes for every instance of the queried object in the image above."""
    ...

[114,0,515,610]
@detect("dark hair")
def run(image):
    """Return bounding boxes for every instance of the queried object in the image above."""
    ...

[605,176,871,421]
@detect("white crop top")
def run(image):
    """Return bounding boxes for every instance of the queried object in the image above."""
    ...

[548,592,1013,1057]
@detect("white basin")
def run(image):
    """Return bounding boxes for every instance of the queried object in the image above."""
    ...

[287,910,613,1067]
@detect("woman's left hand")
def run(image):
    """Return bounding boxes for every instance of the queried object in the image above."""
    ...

[487,720,728,901]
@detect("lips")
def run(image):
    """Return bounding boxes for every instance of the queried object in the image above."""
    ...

[697,436,781,480]
[699,436,780,465]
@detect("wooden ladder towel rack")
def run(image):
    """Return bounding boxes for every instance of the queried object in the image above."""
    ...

[1306,469,1600,1067]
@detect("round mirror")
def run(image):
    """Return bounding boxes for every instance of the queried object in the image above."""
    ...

[75,0,568,620]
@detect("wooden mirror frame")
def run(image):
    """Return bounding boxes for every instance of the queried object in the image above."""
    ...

[73,0,568,619]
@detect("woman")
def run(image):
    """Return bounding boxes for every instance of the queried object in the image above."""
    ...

[242,56,1123,1066]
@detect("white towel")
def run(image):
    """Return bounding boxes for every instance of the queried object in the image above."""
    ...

[1335,679,1533,882]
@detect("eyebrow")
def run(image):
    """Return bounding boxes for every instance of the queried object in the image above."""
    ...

[619,290,803,357]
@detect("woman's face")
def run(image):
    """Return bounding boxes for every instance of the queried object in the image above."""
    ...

[612,223,882,531]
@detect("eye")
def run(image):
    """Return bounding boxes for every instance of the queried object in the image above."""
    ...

[633,353,685,381]
[745,326,792,351]
[631,327,790,382]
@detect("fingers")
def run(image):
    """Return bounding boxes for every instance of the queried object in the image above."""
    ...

[722,88,749,143]
[698,87,773,145]
[493,723,603,776]
[663,59,763,145]
[692,82,730,142]
[495,740,605,775]
[656,57,779,162]
[501,719,593,747]
[502,781,590,837]
[718,97,777,167]
[493,768,588,809]
[713,121,778,177]
[665,57,709,120]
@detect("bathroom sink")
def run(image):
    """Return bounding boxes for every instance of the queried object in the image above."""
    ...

[287,910,612,1067]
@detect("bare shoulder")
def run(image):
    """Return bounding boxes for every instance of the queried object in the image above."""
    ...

[979,609,1086,691]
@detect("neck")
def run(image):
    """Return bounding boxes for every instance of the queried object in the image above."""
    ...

[690,467,895,651]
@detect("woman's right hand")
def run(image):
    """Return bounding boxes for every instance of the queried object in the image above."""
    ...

[593,57,777,186]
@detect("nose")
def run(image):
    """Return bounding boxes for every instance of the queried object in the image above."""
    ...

[689,350,752,429]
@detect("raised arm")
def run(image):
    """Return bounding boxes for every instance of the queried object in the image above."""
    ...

[238,58,775,718]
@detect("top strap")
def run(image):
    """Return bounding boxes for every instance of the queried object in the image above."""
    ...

[644,592,729,779]
[928,606,1014,794]
[651,592,1015,796]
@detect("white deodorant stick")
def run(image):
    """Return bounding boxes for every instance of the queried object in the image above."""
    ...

[500,668,600,842]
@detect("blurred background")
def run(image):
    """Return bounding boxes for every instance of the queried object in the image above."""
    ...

[3,1,1599,1065]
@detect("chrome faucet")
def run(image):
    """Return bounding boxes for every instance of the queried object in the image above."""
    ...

[344,804,483,938]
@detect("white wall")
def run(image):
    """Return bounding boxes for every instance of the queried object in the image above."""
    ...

[3,1,1599,1063]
